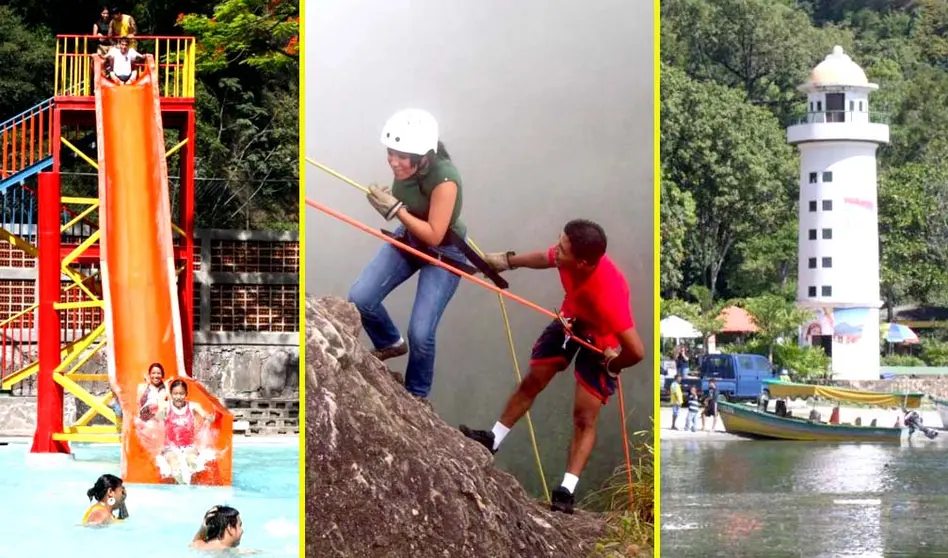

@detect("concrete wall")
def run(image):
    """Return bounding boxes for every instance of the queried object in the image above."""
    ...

[11,341,299,400]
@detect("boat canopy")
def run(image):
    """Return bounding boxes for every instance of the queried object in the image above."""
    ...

[762,379,924,408]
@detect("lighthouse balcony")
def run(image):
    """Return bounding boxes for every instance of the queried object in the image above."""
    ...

[787,110,889,145]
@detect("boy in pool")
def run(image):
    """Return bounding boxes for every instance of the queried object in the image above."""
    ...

[190,505,261,553]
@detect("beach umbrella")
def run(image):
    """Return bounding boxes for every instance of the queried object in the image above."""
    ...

[660,315,702,338]
[885,323,919,344]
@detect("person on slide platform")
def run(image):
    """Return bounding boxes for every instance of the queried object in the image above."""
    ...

[459,219,645,514]
[347,108,473,402]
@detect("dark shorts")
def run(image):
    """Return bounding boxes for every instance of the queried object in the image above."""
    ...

[530,319,616,405]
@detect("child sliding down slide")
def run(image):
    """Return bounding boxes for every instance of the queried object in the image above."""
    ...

[154,379,219,484]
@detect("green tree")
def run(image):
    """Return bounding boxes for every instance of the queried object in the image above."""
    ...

[741,294,813,362]
[662,0,852,122]
[0,6,54,117]
[878,162,948,318]
[177,0,299,72]
[178,0,300,229]
[661,64,797,300]
[660,174,696,296]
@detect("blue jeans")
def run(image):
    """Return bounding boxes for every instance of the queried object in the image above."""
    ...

[686,410,698,431]
[348,226,465,398]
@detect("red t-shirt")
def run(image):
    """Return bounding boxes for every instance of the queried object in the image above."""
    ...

[548,246,635,350]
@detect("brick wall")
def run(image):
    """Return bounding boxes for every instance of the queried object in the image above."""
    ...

[0,228,300,334]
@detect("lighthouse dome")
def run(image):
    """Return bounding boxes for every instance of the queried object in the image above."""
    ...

[807,46,869,87]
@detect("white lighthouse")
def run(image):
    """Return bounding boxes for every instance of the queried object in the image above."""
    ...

[787,46,889,381]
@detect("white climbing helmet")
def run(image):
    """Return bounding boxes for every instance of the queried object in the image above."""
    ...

[380,109,439,156]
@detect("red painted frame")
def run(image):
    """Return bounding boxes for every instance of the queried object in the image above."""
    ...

[31,96,195,453]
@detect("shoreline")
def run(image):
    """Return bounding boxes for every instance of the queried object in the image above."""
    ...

[658,403,945,441]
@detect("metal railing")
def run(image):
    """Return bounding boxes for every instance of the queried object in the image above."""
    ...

[789,110,889,127]
[0,98,55,182]
[55,34,196,98]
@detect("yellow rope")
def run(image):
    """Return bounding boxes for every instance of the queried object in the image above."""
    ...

[307,157,551,502]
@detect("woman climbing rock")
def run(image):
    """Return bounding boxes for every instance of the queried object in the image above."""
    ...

[347,108,471,402]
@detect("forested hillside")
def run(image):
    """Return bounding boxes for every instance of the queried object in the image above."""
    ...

[0,0,299,230]
[661,0,948,371]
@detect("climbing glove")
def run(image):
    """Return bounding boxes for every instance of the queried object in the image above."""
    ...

[483,251,516,272]
[367,185,404,221]
[603,347,620,379]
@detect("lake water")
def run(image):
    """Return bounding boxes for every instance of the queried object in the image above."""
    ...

[661,439,948,557]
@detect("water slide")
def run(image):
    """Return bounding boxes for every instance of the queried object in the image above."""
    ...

[94,56,233,485]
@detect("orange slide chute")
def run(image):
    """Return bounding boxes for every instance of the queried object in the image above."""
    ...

[94,57,233,485]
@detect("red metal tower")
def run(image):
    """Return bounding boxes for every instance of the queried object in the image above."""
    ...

[29,35,197,453]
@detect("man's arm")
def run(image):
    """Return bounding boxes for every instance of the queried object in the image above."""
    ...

[606,326,645,374]
[507,250,555,270]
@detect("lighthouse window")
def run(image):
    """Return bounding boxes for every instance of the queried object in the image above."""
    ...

[809,200,817,212]
[808,286,817,297]
[808,258,817,269]
[822,257,833,268]
[821,285,833,297]
[822,171,833,182]
[809,229,817,240]
[822,199,833,211]
[826,93,845,122]
[817,101,822,111]
[859,101,863,111]
[822,228,832,239]
[850,100,854,111]
[809,172,818,184]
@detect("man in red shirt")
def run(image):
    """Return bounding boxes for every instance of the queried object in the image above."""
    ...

[459,219,645,514]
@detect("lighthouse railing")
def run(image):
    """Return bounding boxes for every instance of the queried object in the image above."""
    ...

[789,110,889,126]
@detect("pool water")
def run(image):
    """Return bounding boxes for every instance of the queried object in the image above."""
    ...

[0,437,299,557]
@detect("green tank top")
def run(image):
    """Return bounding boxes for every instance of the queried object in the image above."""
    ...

[391,156,466,240]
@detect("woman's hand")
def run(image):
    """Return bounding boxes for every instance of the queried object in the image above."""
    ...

[367,186,403,220]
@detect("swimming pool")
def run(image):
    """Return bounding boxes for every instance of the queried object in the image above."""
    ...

[0,437,299,557]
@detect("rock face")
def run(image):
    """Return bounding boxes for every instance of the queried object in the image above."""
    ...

[305,295,604,558]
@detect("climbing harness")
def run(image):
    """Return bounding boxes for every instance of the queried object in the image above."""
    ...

[307,158,636,508]
[380,227,509,290]
[380,228,480,276]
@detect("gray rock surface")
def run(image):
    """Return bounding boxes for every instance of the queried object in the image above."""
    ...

[305,295,605,558]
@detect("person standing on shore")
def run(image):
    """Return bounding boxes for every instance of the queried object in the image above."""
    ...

[702,379,719,432]
[669,373,683,430]
[686,385,701,432]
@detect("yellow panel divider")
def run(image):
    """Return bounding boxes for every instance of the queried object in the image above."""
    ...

[74,391,115,427]
[53,432,121,443]
[52,372,117,424]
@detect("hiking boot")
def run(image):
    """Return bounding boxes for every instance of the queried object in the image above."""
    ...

[371,342,408,361]
[550,486,574,514]
[459,425,497,455]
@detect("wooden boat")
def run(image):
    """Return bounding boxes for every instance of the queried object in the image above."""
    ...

[716,379,925,442]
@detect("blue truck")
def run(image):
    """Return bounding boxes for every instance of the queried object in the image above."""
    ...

[661,353,777,402]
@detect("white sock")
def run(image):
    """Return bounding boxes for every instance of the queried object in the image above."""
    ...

[561,473,579,494]
[490,422,510,450]
[386,337,405,349]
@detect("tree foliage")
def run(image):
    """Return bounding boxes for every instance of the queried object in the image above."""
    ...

[663,0,948,321]
[177,0,298,73]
